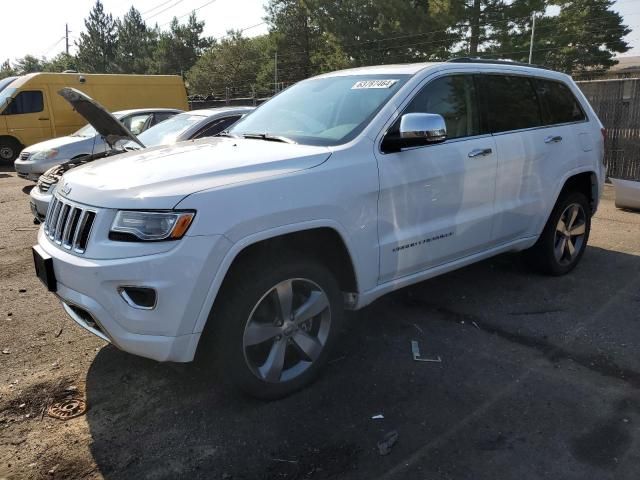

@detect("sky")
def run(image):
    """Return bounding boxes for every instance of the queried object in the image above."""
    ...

[1,0,640,63]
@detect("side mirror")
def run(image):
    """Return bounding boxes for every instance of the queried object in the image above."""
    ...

[399,113,447,143]
[382,113,447,153]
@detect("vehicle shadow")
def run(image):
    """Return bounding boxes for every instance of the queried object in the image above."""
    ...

[84,245,640,479]
[0,162,14,173]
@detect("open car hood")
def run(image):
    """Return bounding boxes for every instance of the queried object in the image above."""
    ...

[58,87,145,149]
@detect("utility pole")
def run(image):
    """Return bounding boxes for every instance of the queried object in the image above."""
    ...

[274,51,278,95]
[65,23,70,56]
[528,13,536,64]
[469,0,481,56]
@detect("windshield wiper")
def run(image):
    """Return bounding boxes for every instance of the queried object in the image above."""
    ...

[216,130,241,139]
[241,133,296,144]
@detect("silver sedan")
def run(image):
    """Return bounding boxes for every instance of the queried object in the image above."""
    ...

[14,108,181,181]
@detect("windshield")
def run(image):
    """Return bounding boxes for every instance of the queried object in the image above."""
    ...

[0,87,16,112]
[134,113,206,147]
[229,75,409,146]
[72,112,126,138]
[0,77,16,93]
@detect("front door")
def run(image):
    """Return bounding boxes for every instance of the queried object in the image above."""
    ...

[376,74,497,283]
[2,89,52,147]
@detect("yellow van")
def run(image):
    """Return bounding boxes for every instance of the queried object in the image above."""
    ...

[0,72,188,161]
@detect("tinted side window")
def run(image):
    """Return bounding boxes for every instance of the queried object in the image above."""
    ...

[535,79,586,125]
[405,75,480,139]
[478,75,542,133]
[194,116,242,139]
[4,91,43,115]
[152,112,177,126]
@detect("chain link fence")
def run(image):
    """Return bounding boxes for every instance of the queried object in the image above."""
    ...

[578,78,640,181]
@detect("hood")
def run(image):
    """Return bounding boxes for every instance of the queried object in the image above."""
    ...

[58,88,144,149]
[59,137,331,209]
[22,135,94,156]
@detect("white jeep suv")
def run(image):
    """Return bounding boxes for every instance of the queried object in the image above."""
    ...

[33,60,605,398]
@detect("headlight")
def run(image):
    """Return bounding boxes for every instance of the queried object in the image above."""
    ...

[31,149,59,161]
[110,211,195,241]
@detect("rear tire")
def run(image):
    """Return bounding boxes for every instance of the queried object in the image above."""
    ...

[523,191,591,275]
[0,138,20,162]
[200,254,344,400]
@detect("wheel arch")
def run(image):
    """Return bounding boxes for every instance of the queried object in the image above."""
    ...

[558,170,598,215]
[0,135,24,152]
[191,221,360,337]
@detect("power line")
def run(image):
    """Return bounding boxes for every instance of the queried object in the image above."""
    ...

[159,0,219,27]
[144,0,186,21]
[141,0,178,16]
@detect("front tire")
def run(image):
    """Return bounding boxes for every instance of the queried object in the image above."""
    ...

[523,191,591,275]
[202,255,344,399]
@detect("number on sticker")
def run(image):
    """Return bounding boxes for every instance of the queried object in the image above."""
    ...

[352,80,399,89]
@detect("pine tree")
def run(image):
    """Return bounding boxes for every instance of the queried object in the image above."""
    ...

[0,60,15,80]
[534,0,630,73]
[75,0,118,73]
[116,7,156,74]
[150,13,211,75]
[13,55,46,74]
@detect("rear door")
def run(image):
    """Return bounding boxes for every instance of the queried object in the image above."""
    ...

[480,74,584,244]
[376,74,498,282]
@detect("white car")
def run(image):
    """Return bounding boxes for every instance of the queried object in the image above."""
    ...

[14,107,181,180]
[33,60,605,398]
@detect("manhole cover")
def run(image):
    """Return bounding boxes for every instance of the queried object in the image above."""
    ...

[47,398,87,420]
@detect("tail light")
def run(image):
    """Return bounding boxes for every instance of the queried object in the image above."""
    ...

[601,127,606,140]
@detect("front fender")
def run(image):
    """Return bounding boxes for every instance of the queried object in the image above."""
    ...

[189,219,361,335]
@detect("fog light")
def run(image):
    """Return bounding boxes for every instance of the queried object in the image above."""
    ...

[118,286,157,309]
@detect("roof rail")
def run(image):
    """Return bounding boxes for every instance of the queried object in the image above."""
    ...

[447,57,550,70]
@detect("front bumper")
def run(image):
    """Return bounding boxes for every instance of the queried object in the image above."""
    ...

[36,229,230,362]
[15,157,59,181]
[30,185,52,221]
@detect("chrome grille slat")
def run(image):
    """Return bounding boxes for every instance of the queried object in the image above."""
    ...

[43,195,96,254]
[61,207,78,248]
[44,197,57,232]
[54,204,69,243]
[71,210,87,250]
[47,201,63,239]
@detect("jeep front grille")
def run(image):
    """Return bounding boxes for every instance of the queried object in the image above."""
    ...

[43,196,96,253]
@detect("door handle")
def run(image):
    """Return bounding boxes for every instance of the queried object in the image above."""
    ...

[468,148,492,158]
[38,117,49,121]
[545,135,563,143]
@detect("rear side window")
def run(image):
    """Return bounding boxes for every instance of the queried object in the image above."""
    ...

[478,75,542,133]
[152,112,177,126]
[3,90,43,115]
[534,79,586,125]
[404,75,480,139]
[194,116,242,139]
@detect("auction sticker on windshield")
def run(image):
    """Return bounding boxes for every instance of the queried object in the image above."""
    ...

[352,79,398,89]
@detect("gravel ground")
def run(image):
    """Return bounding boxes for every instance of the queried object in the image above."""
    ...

[1,164,639,480]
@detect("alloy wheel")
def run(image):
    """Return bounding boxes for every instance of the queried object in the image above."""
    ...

[554,203,587,265]
[242,278,331,383]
